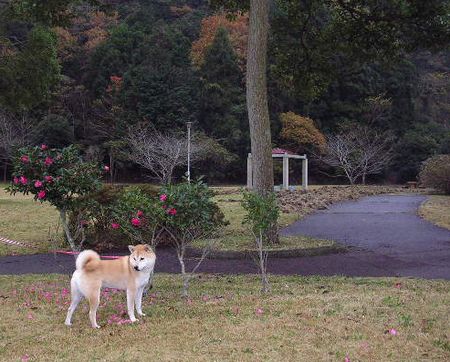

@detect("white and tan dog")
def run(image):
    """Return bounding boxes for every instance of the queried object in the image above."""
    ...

[65,244,156,328]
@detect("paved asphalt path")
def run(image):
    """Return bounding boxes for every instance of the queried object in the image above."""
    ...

[1,194,449,279]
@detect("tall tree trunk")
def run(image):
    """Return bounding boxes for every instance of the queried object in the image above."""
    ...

[3,162,7,183]
[247,0,273,195]
[247,0,278,243]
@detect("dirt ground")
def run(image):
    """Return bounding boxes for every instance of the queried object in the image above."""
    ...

[277,185,427,218]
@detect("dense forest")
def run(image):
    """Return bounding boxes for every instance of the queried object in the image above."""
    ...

[0,0,449,184]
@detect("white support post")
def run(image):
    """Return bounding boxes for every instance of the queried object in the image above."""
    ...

[302,156,308,190]
[247,153,253,189]
[282,153,289,190]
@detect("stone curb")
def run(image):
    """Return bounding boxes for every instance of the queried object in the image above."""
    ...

[185,244,347,260]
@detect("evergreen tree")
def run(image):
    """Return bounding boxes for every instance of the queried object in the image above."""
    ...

[198,27,248,162]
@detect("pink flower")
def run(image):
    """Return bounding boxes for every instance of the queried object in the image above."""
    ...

[162,205,167,209]
[111,223,120,229]
[168,208,177,216]
[344,356,351,362]
[389,328,398,336]
[41,144,48,150]
[19,176,28,185]
[27,313,34,320]
[44,157,53,166]
[131,218,141,227]
[20,155,29,163]
[159,194,167,202]
[394,282,402,289]
[13,177,19,185]
[44,175,53,182]
[34,180,43,188]
[21,354,30,362]
[137,210,144,217]
[104,165,110,172]
[37,190,46,199]
[255,307,264,316]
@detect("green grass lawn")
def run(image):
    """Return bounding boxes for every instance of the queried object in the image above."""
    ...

[0,184,60,256]
[0,274,448,361]
[419,195,450,230]
[193,191,334,252]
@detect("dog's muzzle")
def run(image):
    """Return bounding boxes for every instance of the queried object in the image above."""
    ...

[134,266,140,271]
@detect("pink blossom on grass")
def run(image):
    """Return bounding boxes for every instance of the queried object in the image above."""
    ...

[44,157,53,166]
[344,356,351,362]
[389,328,398,336]
[131,218,141,227]
[37,190,46,199]
[21,354,30,362]
[255,307,264,316]
[34,180,43,188]
[394,282,402,289]
[159,194,167,202]
[201,295,209,302]
[27,313,34,320]
[20,155,29,163]
[111,223,120,229]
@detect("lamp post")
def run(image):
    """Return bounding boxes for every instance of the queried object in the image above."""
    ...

[186,122,192,183]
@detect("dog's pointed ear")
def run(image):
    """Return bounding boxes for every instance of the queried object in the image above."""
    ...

[144,244,151,252]
[128,245,135,253]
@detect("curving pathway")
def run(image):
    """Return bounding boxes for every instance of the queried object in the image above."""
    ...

[1,195,449,279]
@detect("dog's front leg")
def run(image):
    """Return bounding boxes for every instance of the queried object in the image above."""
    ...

[126,288,138,322]
[135,286,145,317]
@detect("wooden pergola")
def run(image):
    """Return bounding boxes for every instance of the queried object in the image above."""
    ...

[247,148,308,191]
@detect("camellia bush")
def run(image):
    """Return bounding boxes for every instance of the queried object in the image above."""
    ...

[242,191,280,293]
[419,154,450,194]
[161,179,227,297]
[7,144,102,251]
[111,187,166,246]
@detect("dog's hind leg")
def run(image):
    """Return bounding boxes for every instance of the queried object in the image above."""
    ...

[87,285,101,329]
[65,285,83,326]
[135,286,145,317]
[127,288,138,322]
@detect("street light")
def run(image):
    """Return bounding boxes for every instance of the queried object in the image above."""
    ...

[186,122,192,183]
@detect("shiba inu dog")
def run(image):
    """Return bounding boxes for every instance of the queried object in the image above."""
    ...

[65,244,156,328]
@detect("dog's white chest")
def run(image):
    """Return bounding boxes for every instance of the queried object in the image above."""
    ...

[136,272,151,288]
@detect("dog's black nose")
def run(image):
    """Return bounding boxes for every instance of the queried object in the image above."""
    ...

[134,266,140,271]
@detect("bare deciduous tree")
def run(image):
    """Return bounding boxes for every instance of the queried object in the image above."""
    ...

[319,126,394,184]
[127,124,208,184]
[0,111,32,181]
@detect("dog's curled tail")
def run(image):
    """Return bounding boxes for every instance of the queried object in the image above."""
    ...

[76,250,100,271]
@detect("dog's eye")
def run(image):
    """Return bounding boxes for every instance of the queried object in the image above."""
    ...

[140,257,144,261]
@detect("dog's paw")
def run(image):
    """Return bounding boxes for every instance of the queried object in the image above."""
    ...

[93,325,101,329]
[130,317,139,323]
[137,311,146,317]
[64,321,72,327]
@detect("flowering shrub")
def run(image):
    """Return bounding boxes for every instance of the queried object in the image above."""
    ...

[8,145,102,250]
[161,179,226,243]
[112,187,166,246]
[160,179,227,296]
